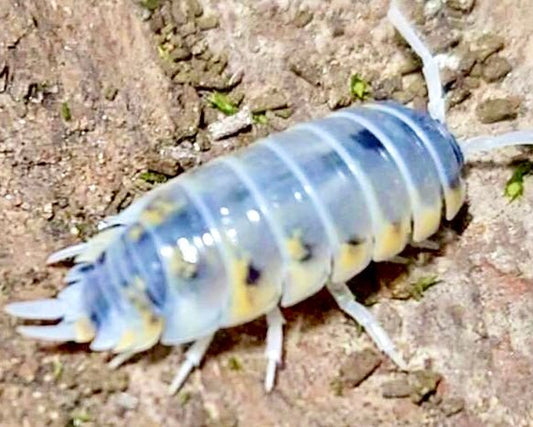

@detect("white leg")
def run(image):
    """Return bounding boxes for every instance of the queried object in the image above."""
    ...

[410,240,440,251]
[388,0,445,123]
[108,350,136,369]
[264,306,285,392]
[328,282,407,370]
[168,334,214,395]
[388,255,410,264]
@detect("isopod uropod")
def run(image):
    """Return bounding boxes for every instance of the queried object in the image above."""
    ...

[5,2,533,394]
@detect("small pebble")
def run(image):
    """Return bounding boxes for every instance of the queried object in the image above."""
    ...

[208,106,253,140]
[476,97,520,124]
[250,90,288,113]
[372,76,402,100]
[440,397,465,416]
[289,59,322,86]
[447,86,471,108]
[116,392,139,411]
[474,33,505,62]
[408,370,442,404]
[197,15,219,31]
[293,9,313,28]
[482,55,512,82]
[338,349,382,388]
[382,378,413,398]
[446,0,475,13]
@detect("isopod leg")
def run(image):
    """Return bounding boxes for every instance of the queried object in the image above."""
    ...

[108,351,136,369]
[328,282,407,370]
[388,0,445,123]
[168,334,214,395]
[264,306,285,392]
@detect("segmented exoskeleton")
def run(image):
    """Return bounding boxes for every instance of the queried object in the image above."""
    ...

[5,2,533,394]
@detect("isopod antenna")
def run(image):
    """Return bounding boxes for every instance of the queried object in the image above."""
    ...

[460,131,533,157]
[388,0,446,124]
[388,1,533,159]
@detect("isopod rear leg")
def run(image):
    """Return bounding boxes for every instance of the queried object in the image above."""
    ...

[328,282,407,370]
[168,333,214,395]
[264,306,285,392]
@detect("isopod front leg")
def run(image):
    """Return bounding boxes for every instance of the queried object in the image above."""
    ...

[264,306,285,392]
[168,333,215,395]
[327,282,407,370]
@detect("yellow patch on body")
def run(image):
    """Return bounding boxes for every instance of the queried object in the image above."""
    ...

[112,276,165,353]
[281,261,328,307]
[223,257,280,327]
[113,310,164,353]
[332,241,372,283]
[373,220,410,262]
[444,182,466,220]
[74,317,96,343]
[128,224,144,242]
[140,199,181,226]
[286,231,310,262]
[413,205,442,242]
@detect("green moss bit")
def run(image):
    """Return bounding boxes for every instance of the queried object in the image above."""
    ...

[227,356,242,371]
[140,0,160,11]
[252,112,268,125]
[157,43,172,62]
[178,391,192,406]
[330,377,344,396]
[208,91,239,115]
[60,102,72,121]
[52,358,63,380]
[410,275,440,301]
[350,74,371,100]
[104,86,118,101]
[139,170,169,184]
[67,410,91,427]
[505,161,533,201]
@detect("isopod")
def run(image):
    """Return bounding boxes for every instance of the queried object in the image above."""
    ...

[5,2,533,395]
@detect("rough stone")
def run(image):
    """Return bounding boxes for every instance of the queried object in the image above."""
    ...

[250,90,288,113]
[338,349,382,388]
[482,55,512,82]
[476,97,520,123]
[446,0,475,13]
[382,378,413,398]
[473,33,505,62]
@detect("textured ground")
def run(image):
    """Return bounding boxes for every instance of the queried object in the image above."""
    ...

[1,0,533,426]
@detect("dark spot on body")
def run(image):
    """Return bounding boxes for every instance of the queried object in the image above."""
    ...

[246,264,261,285]
[347,237,365,246]
[300,243,313,262]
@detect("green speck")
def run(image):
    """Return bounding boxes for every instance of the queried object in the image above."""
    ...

[61,102,72,122]
[178,391,191,406]
[410,275,440,301]
[208,92,239,115]
[140,0,160,11]
[350,74,371,100]
[252,112,268,125]
[227,356,242,371]
[330,377,344,396]
[139,170,168,184]
[274,107,293,119]
[67,410,91,427]
[104,86,118,101]
[52,358,63,380]
[157,43,172,62]
[505,161,533,201]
